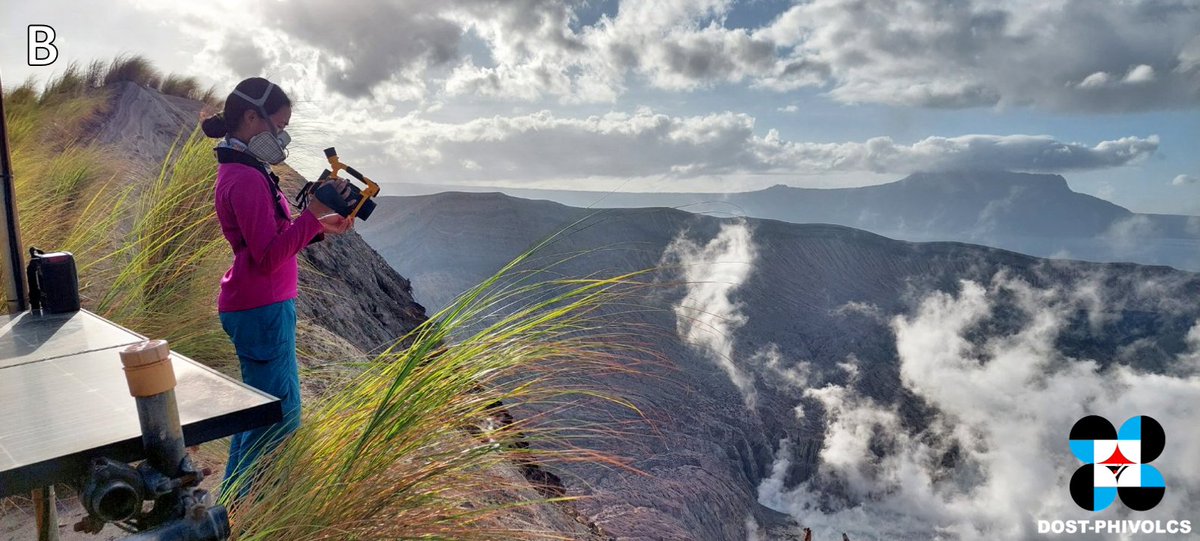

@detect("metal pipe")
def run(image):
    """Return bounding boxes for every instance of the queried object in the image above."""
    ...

[120,340,186,476]
[7,74,49,540]
[116,340,230,541]
[135,392,187,477]
[0,74,29,314]
[122,506,230,541]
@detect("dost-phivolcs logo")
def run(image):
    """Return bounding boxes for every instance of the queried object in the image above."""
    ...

[1068,415,1165,512]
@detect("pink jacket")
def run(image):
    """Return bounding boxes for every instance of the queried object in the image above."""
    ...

[214,162,322,312]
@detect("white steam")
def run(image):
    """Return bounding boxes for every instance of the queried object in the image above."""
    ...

[664,221,759,408]
[751,343,813,390]
[758,274,1200,540]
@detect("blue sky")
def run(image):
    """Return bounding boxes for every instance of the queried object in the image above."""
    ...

[3,0,1198,213]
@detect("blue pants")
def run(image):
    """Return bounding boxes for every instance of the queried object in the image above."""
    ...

[218,298,301,497]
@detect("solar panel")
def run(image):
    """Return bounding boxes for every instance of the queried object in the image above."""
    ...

[0,310,142,369]
[0,310,281,497]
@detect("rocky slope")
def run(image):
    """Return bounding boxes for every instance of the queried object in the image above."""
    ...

[360,191,1200,540]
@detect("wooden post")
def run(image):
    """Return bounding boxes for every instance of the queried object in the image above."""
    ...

[0,74,28,315]
[32,486,59,541]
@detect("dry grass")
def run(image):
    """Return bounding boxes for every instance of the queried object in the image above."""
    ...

[93,126,234,362]
[226,242,657,540]
[6,65,232,364]
[102,54,162,89]
[5,57,653,539]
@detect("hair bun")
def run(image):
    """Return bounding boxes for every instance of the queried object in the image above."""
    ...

[201,112,227,138]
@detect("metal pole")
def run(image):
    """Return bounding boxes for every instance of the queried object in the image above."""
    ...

[0,73,29,314]
[134,392,188,477]
[121,340,187,475]
[4,74,49,541]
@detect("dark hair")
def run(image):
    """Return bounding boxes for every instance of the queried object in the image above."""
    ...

[201,77,292,138]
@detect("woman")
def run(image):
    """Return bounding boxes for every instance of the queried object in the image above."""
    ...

[201,77,350,496]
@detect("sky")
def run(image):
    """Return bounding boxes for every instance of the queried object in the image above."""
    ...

[2,0,1199,213]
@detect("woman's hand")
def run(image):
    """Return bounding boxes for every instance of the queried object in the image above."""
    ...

[305,179,355,235]
[320,213,353,235]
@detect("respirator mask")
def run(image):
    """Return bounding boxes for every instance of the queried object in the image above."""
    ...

[233,82,290,165]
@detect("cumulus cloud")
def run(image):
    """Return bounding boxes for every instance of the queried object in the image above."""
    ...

[192,0,1200,111]
[268,0,463,98]
[768,0,1200,112]
[365,108,1157,185]
[219,35,270,78]
[758,275,1200,539]
[662,221,759,408]
[1123,64,1157,84]
[1172,174,1199,186]
[1078,72,1114,89]
[1077,65,1160,89]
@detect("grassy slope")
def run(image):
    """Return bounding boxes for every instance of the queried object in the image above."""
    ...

[2,59,633,540]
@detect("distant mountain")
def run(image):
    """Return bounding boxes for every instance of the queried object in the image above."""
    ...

[359,191,1200,539]
[383,171,1200,271]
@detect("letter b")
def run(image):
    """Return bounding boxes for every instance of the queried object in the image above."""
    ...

[28,25,58,66]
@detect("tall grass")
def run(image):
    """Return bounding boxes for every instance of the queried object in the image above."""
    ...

[159,74,215,103]
[5,73,233,364]
[226,242,655,540]
[94,127,234,362]
[103,54,162,88]
[6,59,655,538]
[6,83,124,291]
[3,79,40,106]
[102,55,216,104]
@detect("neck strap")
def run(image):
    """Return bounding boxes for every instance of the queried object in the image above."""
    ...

[215,146,287,220]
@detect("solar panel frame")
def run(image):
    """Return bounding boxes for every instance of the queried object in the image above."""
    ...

[0,310,281,497]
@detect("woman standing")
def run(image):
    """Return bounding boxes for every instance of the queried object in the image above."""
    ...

[201,77,351,495]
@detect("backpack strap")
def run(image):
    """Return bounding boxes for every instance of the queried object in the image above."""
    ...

[26,247,42,311]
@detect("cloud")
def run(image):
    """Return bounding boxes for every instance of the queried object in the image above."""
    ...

[1173,174,1199,186]
[662,221,759,409]
[1124,64,1157,84]
[758,274,1200,539]
[182,0,1200,112]
[1077,65,1160,89]
[1078,72,1114,89]
[579,0,826,94]
[770,0,1200,112]
[267,0,464,98]
[365,108,1157,185]
[219,35,270,78]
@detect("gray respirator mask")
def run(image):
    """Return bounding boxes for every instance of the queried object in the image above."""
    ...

[233,83,290,165]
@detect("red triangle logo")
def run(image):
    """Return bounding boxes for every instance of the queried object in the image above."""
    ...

[1101,445,1134,465]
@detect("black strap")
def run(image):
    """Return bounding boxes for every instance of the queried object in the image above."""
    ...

[215,147,289,221]
[26,247,43,311]
[215,147,323,244]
